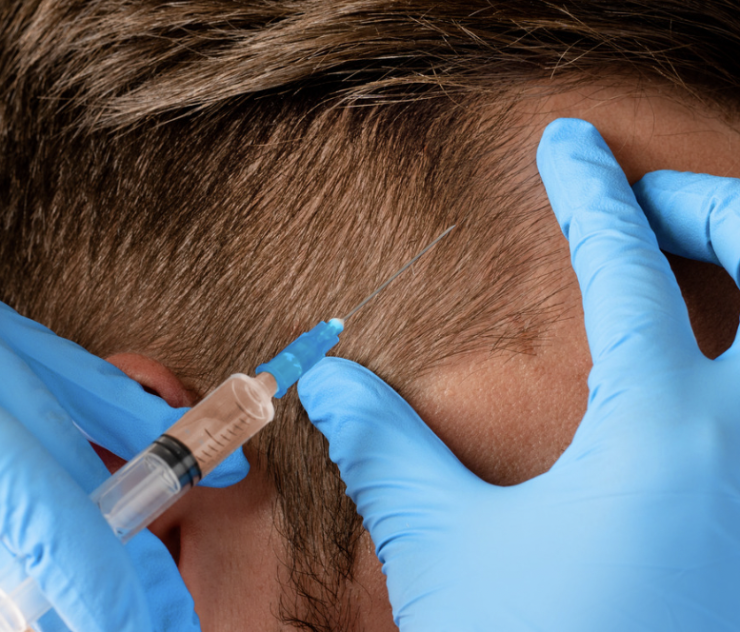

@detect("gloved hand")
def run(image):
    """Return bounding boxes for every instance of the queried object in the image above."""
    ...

[633,168,740,276]
[297,118,740,631]
[0,303,250,632]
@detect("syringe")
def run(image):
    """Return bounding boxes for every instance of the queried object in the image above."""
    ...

[0,225,455,632]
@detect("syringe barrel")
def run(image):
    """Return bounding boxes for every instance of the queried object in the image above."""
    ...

[166,373,276,477]
[92,372,276,541]
[91,435,200,543]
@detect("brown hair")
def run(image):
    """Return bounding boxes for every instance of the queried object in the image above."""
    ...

[3,1,740,629]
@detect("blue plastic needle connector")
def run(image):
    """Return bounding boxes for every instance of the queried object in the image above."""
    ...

[256,318,345,398]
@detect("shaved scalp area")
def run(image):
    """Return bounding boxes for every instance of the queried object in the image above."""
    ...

[3,1,740,629]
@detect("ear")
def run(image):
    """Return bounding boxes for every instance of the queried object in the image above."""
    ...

[92,353,196,474]
[105,352,196,408]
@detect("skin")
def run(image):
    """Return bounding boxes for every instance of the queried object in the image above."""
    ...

[102,82,740,631]
[413,84,740,487]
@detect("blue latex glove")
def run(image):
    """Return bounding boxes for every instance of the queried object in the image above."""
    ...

[0,303,250,632]
[633,168,740,276]
[298,118,740,631]
[0,302,248,486]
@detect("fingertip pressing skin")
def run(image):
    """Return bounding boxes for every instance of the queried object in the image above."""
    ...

[536,118,609,237]
[537,118,646,237]
[536,117,697,370]
[299,357,456,474]
[298,357,474,529]
[298,357,380,440]
[632,171,718,263]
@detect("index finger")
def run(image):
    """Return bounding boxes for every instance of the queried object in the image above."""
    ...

[536,119,699,373]
[0,302,248,487]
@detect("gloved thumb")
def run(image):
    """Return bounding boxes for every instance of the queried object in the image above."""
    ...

[298,358,475,558]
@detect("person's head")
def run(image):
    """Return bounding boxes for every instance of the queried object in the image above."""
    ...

[4,1,740,629]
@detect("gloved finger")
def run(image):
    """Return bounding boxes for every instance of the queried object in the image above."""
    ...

[0,411,152,632]
[123,531,200,632]
[633,170,740,282]
[0,340,109,492]
[298,358,481,565]
[31,532,201,632]
[0,302,248,487]
[27,531,201,632]
[536,118,698,374]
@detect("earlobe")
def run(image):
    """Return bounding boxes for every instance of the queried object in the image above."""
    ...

[105,352,196,409]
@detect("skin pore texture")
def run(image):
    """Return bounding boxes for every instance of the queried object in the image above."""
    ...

[102,83,740,632]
